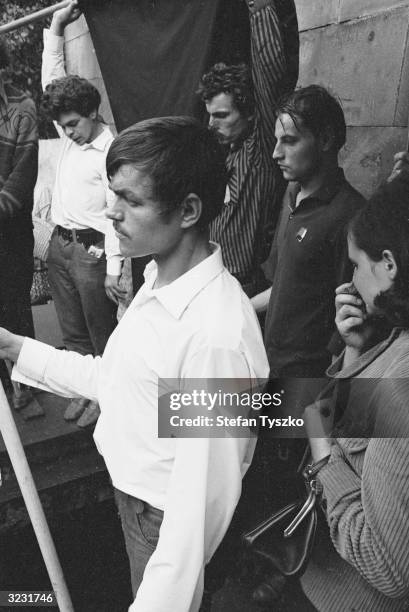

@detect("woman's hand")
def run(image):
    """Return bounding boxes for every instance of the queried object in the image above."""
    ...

[303,399,332,462]
[335,282,373,352]
[0,328,25,363]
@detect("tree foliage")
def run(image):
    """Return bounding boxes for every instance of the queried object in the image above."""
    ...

[0,0,57,138]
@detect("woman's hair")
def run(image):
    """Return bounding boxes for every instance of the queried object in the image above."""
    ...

[349,174,409,327]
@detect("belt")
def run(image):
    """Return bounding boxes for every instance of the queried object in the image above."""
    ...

[56,225,103,247]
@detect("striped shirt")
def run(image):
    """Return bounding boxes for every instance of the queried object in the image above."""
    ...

[209,1,298,294]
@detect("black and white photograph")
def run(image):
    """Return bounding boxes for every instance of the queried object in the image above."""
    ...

[0,1,409,610]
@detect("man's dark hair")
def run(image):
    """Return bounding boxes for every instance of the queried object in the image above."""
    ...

[277,85,346,152]
[41,75,101,120]
[0,38,10,70]
[106,116,227,230]
[349,174,409,327]
[197,62,254,117]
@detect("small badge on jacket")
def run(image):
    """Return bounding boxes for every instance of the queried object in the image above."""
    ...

[296,227,307,242]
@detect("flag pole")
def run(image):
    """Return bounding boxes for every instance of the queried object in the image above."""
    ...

[0,381,74,612]
[0,2,70,34]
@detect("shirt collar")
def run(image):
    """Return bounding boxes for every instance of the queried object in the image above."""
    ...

[135,242,225,319]
[287,167,346,211]
[228,118,256,154]
[80,125,112,152]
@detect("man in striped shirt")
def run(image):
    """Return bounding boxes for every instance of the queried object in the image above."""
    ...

[198,0,298,297]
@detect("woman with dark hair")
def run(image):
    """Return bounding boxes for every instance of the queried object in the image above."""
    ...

[301,175,409,611]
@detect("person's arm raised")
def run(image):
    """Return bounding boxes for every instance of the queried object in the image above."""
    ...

[247,0,298,147]
[42,0,82,90]
[49,0,82,37]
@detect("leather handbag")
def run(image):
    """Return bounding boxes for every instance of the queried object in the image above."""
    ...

[242,466,318,579]
[241,378,338,602]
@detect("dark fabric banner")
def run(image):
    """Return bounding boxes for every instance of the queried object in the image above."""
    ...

[80,0,250,132]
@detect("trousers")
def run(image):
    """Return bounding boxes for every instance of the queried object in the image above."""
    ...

[114,488,164,597]
[0,233,34,388]
[47,230,116,356]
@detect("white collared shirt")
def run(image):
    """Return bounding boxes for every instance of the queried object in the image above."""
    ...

[42,29,121,275]
[14,244,269,611]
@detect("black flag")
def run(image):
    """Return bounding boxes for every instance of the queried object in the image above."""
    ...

[80,0,250,132]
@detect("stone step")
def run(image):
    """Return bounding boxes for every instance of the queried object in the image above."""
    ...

[0,391,109,532]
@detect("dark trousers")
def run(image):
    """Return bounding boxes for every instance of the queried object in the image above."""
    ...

[47,230,116,356]
[114,489,164,597]
[0,241,34,336]
[0,237,34,389]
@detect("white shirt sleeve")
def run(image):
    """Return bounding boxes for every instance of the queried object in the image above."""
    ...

[12,338,101,402]
[130,346,257,612]
[42,29,66,88]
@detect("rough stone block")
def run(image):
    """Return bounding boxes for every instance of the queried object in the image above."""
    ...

[340,127,407,198]
[298,8,409,126]
[295,0,339,31]
[340,0,409,22]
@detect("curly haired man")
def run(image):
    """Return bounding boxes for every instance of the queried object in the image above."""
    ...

[40,1,124,426]
[197,0,298,297]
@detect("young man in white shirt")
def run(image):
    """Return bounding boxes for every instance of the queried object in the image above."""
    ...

[40,1,123,426]
[0,116,269,611]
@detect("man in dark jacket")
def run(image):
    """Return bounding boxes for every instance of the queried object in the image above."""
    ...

[252,85,365,380]
[0,39,38,407]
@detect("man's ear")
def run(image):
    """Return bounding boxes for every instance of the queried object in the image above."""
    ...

[89,109,98,120]
[382,249,398,280]
[180,193,202,229]
[320,126,335,152]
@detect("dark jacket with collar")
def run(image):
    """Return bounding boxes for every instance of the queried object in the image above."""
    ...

[263,168,365,376]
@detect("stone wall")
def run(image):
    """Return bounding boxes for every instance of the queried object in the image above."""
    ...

[296,0,409,196]
[38,1,409,199]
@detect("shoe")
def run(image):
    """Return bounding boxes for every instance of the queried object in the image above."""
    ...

[76,401,100,428]
[12,385,35,410]
[21,398,45,420]
[64,397,89,421]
